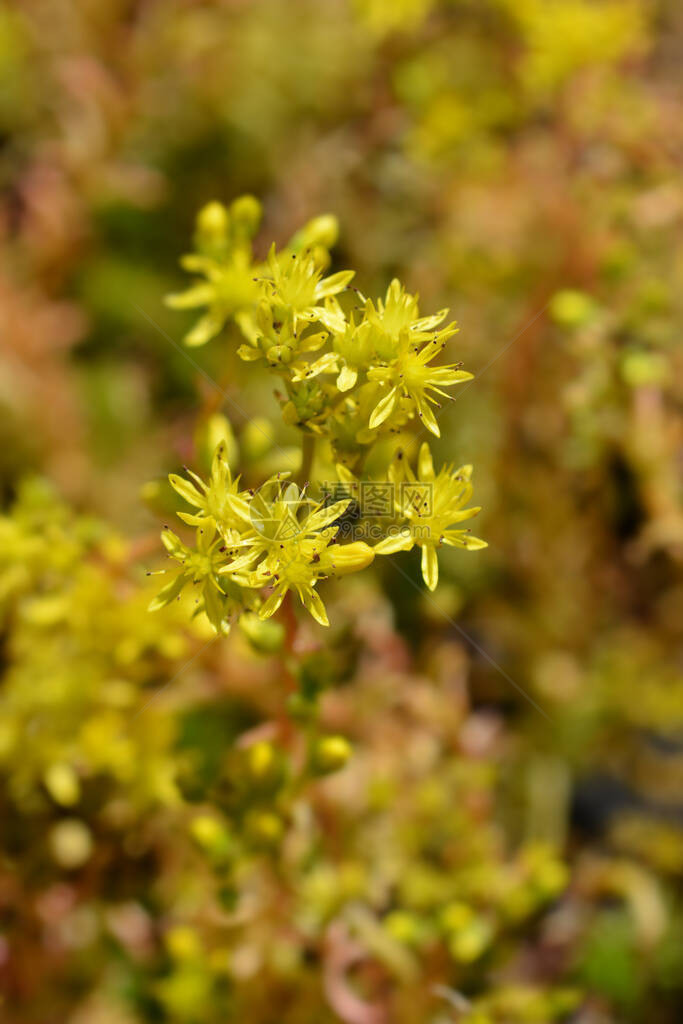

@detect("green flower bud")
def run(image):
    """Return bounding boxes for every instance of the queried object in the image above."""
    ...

[266,343,293,365]
[533,859,569,899]
[620,349,668,388]
[312,735,352,774]
[286,691,318,722]
[189,815,233,860]
[245,810,285,847]
[165,925,201,962]
[245,741,277,780]
[448,918,492,963]
[549,289,598,327]
[384,910,423,946]
[441,901,474,932]
[282,401,299,426]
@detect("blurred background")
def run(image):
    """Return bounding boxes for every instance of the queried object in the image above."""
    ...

[0,1,682,1022]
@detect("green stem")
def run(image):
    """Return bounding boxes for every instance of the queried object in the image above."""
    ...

[297,433,316,488]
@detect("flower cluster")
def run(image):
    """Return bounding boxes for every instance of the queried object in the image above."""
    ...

[151,443,375,630]
[167,197,472,450]
[154,200,485,631]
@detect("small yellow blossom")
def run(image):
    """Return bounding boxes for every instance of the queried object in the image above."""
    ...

[365,284,472,435]
[374,443,486,590]
[168,444,251,537]
[165,197,263,347]
[149,521,258,634]
[260,244,354,334]
[230,482,373,626]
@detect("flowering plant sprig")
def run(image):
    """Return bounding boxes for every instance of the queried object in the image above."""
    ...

[152,198,486,632]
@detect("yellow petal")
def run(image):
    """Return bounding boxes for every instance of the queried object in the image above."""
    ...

[417,400,440,437]
[148,573,187,611]
[305,500,351,532]
[237,344,263,361]
[444,532,487,551]
[462,535,487,550]
[185,312,224,347]
[418,442,435,481]
[161,528,186,557]
[316,269,355,299]
[337,365,357,392]
[369,387,398,429]
[374,530,414,555]
[301,588,329,626]
[421,544,439,591]
[169,473,205,508]
[259,588,286,619]
[177,511,207,527]
[164,283,214,309]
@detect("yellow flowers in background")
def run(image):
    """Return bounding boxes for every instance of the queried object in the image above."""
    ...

[1,0,681,1021]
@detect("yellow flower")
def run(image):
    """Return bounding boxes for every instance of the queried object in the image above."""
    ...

[367,330,472,437]
[324,279,472,436]
[168,444,251,539]
[363,278,449,358]
[328,307,373,392]
[164,197,262,347]
[225,482,373,626]
[236,301,341,389]
[149,522,257,634]
[260,245,354,333]
[374,443,486,590]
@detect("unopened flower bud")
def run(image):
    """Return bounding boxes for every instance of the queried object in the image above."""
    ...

[195,201,230,248]
[245,741,276,780]
[549,288,597,327]
[230,195,262,236]
[448,918,492,963]
[165,925,201,962]
[195,413,238,470]
[313,735,352,774]
[246,810,284,846]
[294,214,338,251]
[189,815,232,860]
[266,344,292,365]
[320,541,374,576]
[44,762,80,807]
[281,401,299,426]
